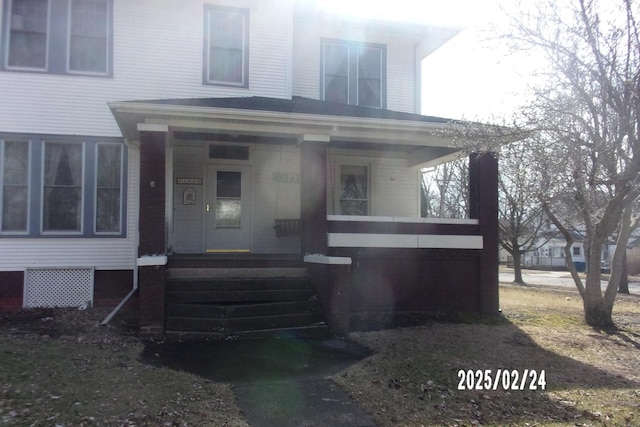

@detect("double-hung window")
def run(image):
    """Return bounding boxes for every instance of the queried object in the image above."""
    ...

[43,141,83,232]
[95,143,122,233]
[6,0,49,70]
[3,0,112,76]
[321,40,386,108]
[68,0,109,74]
[0,136,126,237]
[1,140,30,232]
[204,5,249,87]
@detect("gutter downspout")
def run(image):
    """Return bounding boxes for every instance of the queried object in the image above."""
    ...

[102,223,141,326]
[101,255,138,325]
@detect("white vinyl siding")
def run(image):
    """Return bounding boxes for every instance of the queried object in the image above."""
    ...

[0,0,292,137]
[0,144,138,271]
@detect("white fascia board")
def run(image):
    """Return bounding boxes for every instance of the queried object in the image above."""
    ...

[327,215,479,226]
[328,233,483,249]
[137,123,169,132]
[137,255,168,267]
[304,254,352,265]
[109,102,460,147]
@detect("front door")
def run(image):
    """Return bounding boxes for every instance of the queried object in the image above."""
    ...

[205,165,252,252]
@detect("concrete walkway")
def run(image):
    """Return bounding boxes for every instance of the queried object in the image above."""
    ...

[143,336,377,426]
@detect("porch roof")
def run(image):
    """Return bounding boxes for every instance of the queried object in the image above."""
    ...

[109,96,467,168]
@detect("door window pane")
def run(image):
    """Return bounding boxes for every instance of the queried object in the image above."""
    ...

[2,141,29,231]
[216,171,241,227]
[69,0,109,73]
[8,0,49,69]
[95,144,121,232]
[340,165,368,215]
[43,142,83,231]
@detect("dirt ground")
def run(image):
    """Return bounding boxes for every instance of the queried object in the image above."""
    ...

[0,307,247,427]
[1,285,640,426]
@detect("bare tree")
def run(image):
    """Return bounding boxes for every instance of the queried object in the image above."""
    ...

[500,0,640,326]
[498,142,551,284]
[421,157,469,219]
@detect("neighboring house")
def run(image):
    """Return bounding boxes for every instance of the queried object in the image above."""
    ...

[0,0,499,337]
[523,232,614,272]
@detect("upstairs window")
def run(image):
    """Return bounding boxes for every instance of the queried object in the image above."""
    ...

[68,0,109,74]
[321,40,386,108]
[204,6,249,87]
[6,0,49,70]
[3,0,112,76]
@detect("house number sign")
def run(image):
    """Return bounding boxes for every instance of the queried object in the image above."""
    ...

[176,178,202,185]
[272,172,300,184]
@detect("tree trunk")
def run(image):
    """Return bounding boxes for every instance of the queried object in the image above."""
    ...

[618,252,629,294]
[512,250,525,284]
[583,296,614,327]
[583,239,614,327]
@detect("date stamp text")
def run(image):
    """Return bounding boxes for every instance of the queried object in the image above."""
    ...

[457,369,546,391]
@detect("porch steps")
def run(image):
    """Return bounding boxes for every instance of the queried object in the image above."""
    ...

[164,266,329,340]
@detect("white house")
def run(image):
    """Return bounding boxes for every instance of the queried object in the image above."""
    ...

[0,0,499,337]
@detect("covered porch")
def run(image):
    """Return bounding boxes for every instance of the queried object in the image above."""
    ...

[110,96,498,337]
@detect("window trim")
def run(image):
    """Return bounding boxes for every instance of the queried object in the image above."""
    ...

[0,138,32,235]
[320,39,387,109]
[203,5,250,88]
[1,0,113,77]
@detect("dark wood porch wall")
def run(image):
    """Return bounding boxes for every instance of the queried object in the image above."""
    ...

[138,129,168,336]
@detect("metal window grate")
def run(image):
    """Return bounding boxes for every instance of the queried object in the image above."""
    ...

[24,268,94,308]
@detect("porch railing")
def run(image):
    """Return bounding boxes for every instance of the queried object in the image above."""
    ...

[326,215,482,250]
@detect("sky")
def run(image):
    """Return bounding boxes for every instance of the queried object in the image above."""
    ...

[317,0,532,121]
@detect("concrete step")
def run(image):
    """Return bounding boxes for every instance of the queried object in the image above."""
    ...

[167,301,321,319]
[167,267,308,280]
[164,324,330,342]
[166,277,311,292]
[166,312,325,333]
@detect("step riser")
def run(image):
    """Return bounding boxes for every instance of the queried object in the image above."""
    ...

[167,267,308,280]
[166,278,311,292]
[164,325,329,341]
[166,313,324,332]
[167,301,320,318]
[166,289,314,304]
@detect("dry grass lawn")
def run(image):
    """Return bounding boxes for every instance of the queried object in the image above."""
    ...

[335,285,640,426]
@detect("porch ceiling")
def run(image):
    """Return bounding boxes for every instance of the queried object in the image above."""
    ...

[109,96,467,167]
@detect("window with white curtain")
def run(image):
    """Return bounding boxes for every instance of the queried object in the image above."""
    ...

[43,142,84,232]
